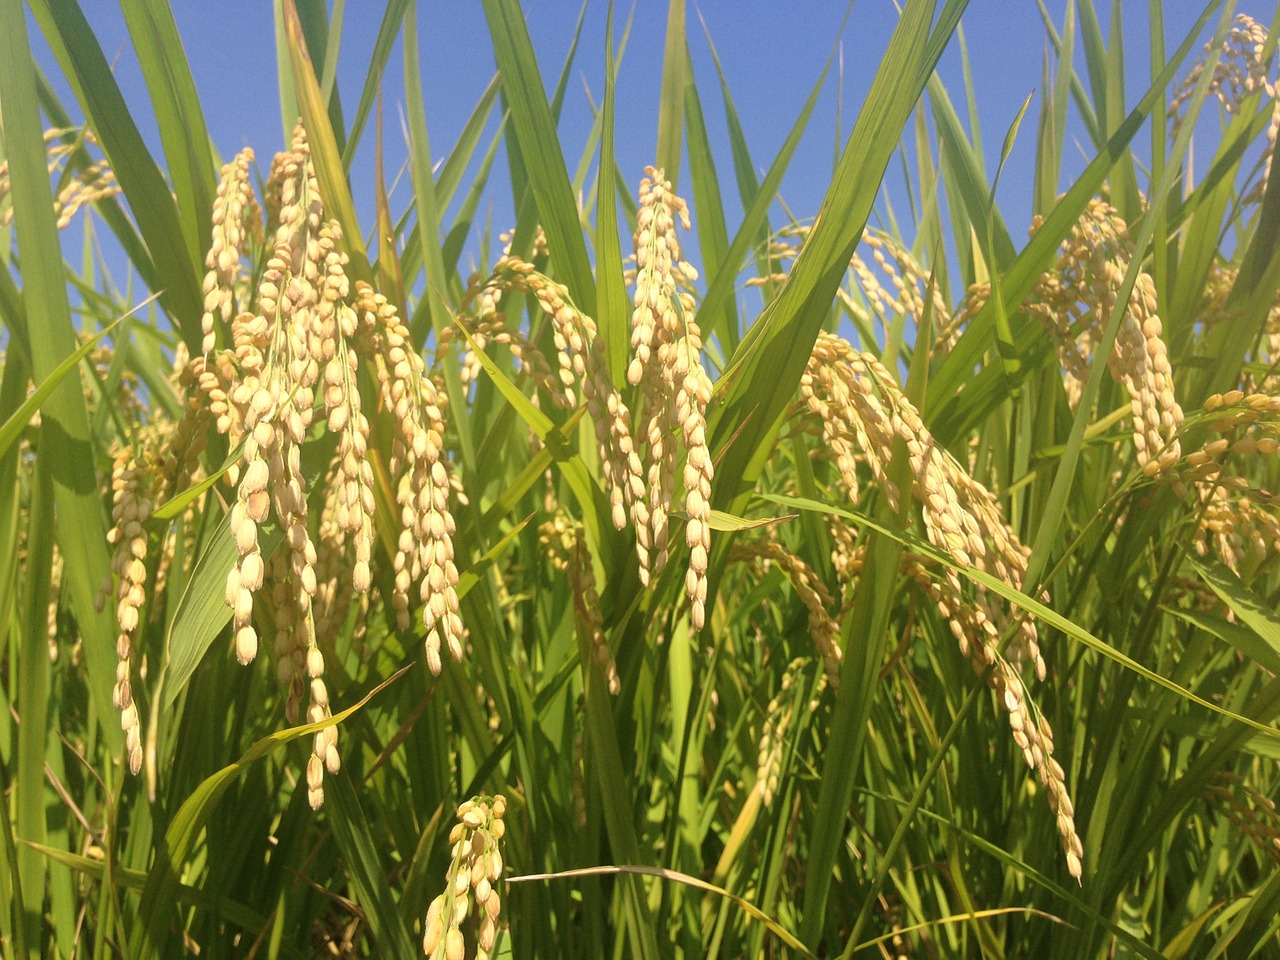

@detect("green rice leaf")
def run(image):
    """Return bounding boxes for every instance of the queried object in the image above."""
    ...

[130,666,411,959]
[337,0,412,170]
[15,457,54,960]
[696,19,843,338]
[1189,558,1280,672]
[655,0,687,187]
[595,2,631,388]
[482,0,597,317]
[119,0,215,268]
[22,843,270,935]
[159,517,283,714]
[0,311,130,464]
[326,772,420,958]
[682,46,737,352]
[28,0,205,351]
[0,0,122,765]
[1167,606,1280,679]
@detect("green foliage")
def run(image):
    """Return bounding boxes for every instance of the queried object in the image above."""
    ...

[2,1,1279,958]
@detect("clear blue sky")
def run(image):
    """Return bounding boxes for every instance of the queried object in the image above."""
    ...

[30,1,1223,307]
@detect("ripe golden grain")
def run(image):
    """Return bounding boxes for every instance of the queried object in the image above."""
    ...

[799,330,1082,876]
[628,167,713,628]
[355,282,463,676]
[1026,198,1184,476]
[201,147,262,355]
[731,538,842,686]
[424,795,507,960]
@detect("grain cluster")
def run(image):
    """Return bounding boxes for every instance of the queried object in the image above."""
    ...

[798,330,1081,877]
[99,124,464,807]
[628,167,714,630]
[423,795,507,960]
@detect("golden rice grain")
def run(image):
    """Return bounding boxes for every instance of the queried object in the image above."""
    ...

[0,127,122,232]
[468,257,646,539]
[754,659,814,805]
[201,148,263,355]
[799,330,1081,876]
[355,283,463,675]
[1026,198,1184,476]
[731,538,842,686]
[423,795,507,960]
[101,448,152,776]
[628,167,713,627]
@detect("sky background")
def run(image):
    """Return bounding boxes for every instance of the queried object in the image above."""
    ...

[27,1,1233,318]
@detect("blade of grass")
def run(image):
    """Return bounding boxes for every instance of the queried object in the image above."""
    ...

[1190,558,1280,662]
[482,0,597,317]
[129,666,412,959]
[159,518,284,714]
[400,74,501,289]
[15,458,54,960]
[338,0,412,171]
[454,320,603,547]
[682,43,738,353]
[0,310,132,463]
[326,771,419,959]
[0,0,122,766]
[374,88,407,310]
[580,659,661,960]
[695,8,852,335]
[926,77,1016,268]
[119,0,215,268]
[0,751,27,957]
[28,0,205,351]
[403,4,476,473]
[25,841,273,938]
[655,0,686,187]
[596,1,630,388]
[293,0,348,150]
[985,92,1035,397]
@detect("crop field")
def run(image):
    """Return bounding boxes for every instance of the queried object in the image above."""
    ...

[1,1,1279,957]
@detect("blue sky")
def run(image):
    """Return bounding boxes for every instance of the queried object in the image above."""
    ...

[30,1,1224,311]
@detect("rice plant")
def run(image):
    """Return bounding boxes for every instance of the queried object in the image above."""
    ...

[2,1,1279,957]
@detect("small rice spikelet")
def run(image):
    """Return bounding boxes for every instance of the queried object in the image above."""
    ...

[423,795,508,960]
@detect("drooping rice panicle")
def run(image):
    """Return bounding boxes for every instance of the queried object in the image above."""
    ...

[799,330,1082,877]
[200,147,263,355]
[0,127,121,231]
[628,167,714,628]
[731,537,842,686]
[1024,197,1184,476]
[468,256,646,538]
[422,795,507,960]
[754,658,826,806]
[101,446,152,776]
[354,282,463,676]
